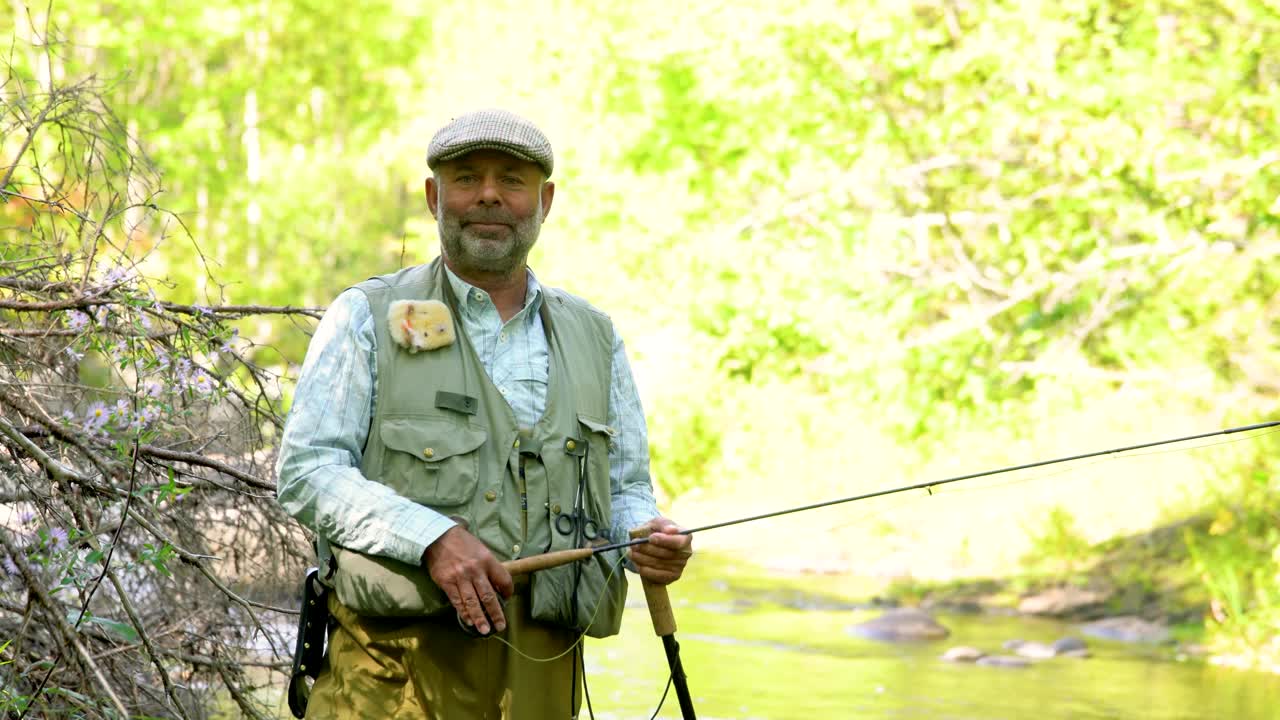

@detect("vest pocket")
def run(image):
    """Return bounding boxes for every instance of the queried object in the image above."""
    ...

[575,414,617,530]
[379,414,487,506]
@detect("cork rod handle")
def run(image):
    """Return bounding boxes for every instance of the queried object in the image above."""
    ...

[503,547,595,576]
[629,527,677,637]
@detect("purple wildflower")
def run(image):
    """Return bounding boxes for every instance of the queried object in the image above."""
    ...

[84,401,109,431]
[191,371,215,395]
[19,511,34,525]
[140,405,161,425]
[66,310,90,330]
[102,266,132,286]
[93,305,110,326]
[220,328,240,354]
[144,382,164,398]
[64,347,85,362]
[193,304,213,316]
[2,556,17,576]
[155,348,170,369]
[47,527,68,550]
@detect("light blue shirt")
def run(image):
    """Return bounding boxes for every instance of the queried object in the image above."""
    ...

[275,266,660,567]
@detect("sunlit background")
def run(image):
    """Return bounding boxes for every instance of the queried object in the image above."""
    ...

[4,0,1280,715]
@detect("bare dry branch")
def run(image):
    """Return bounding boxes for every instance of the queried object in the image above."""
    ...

[0,37,313,719]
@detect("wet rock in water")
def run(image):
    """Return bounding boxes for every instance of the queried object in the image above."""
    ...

[774,591,865,612]
[848,608,950,642]
[1052,636,1090,657]
[1017,586,1107,617]
[1004,640,1057,659]
[942,646,985,663]
[1078,616,1171,644]
[924,599,983,615]
[976,655,1031,668]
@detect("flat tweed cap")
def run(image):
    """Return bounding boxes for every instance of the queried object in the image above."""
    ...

[427,109,554,178]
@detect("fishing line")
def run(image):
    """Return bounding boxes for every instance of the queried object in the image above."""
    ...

[697,459,1100,558]
[902,425,1280,503]
[484,550,628,662]
[580,646,596,720]
[684,423,1280,557]
[649,673,674,720]
[485,552,630,720]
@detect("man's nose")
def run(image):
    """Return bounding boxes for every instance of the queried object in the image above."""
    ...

[478,176,502,205]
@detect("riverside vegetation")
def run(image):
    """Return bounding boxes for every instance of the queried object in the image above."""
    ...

[1,0,1278,716]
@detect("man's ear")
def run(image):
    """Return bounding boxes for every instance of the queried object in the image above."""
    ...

[425,177,438,219]
[540,180,555,222]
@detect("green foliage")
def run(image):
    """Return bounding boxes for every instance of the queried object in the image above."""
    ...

[1022,506,1095,576]
[7,0,432,363]
[648,405,723,500]
[66,611,141,644]
[600,0,1280,440]
[1185,464,1280,662]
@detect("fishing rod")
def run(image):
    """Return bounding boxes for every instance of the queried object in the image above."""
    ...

[508,420,1280,569]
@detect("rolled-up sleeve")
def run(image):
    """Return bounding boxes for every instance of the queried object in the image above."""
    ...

[606,330,661,540]
[275,289,455,566]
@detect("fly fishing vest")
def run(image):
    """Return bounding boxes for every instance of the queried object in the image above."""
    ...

[320,258,628,638]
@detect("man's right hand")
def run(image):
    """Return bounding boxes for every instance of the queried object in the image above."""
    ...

[422,525,513,635]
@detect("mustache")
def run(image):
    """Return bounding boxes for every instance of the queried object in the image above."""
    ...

[460,210,516,225]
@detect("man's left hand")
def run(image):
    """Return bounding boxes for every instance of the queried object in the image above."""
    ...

[630,516,693,585]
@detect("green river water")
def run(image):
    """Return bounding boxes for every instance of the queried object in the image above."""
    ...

[580,557,1280,720]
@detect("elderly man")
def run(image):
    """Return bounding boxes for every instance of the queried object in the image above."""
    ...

[275,109,692,719]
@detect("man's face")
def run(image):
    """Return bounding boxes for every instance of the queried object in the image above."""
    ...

[427,150,555,277]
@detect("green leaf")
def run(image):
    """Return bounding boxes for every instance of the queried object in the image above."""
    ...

[65,611,139,644]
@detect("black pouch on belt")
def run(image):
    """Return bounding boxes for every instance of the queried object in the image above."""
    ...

[288,567,330,718]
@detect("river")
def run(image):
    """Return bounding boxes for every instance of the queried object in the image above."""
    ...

[579,556,1280,719]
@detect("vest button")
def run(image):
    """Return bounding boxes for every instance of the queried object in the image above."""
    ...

[422,448,435,459]
[551,504,561,515]
[512,543,522,555]
[565,439,576,451]
[513,438,520,449]
[484,490,497,502]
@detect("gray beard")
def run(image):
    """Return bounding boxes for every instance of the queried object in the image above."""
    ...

[437,198,542,276]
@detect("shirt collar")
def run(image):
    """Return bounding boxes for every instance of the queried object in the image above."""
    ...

[443,263,544,320]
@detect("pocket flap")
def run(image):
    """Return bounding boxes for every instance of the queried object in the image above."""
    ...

[381,415,487,462]
[576,414,617,438]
